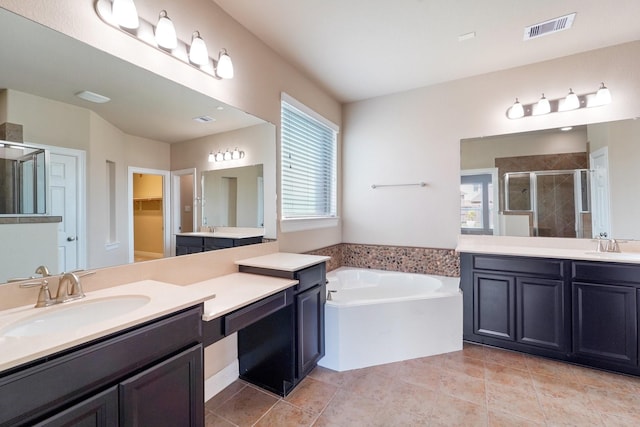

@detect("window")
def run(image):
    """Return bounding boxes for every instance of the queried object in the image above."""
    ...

[281,94,338,231]
[460,173,494,235]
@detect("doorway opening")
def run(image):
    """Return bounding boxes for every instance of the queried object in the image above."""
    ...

[128,167,170,263]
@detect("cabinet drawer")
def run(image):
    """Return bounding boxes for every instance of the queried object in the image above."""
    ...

[296,264,326,293]
[473,254,565,279]
[176,236,204,248]
[225,289,293,335]
[572,261,640,285]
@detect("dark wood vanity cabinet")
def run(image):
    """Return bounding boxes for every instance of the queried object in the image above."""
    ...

[0,306,204,427]
[236,262,326,396]
[462,253,640,376]
[571,261,639,371]
[462,253,569,357]
[176,235,262,255]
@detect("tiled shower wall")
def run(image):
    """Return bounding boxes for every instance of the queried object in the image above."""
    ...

[306,243,460,277]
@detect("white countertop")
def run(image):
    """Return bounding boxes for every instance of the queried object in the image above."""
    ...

[0,272,300,372]
[457,235,640,264]
[0,281,215,372]
[236,252,331,272]
[189,273,298,321]
[176,231,264,239]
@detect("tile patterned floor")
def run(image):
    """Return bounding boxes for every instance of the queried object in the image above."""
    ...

[204,343,640,426]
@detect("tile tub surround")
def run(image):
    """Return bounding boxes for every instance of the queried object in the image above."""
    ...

[205,342,640,426]
[307,243,459,277]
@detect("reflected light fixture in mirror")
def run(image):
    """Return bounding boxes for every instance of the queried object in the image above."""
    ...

[111,0,139,29]
[95,0,234,80]
[154,10,177,50]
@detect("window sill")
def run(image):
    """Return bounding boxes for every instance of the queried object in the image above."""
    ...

[280,217,340,233]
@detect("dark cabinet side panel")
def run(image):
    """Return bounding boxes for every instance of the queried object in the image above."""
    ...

[296,285,325,379]
[473,273,516,341]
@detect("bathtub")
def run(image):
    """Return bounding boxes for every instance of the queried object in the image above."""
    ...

[318,267,462,372]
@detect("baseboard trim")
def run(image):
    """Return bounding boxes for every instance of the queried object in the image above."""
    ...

[204,359,239,402]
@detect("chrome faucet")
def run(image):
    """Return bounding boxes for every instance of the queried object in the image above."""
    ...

[20,270,94,308]
[606,239,620,253]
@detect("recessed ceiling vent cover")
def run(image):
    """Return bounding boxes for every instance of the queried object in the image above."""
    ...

[193,115,215,123]
[524,12,576,40]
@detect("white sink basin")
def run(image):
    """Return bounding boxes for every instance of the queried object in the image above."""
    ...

[584,251,640,261]
[1,295,151,337]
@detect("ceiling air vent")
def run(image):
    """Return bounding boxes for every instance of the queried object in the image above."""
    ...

[193,115,216,123]
[524,12,576,40]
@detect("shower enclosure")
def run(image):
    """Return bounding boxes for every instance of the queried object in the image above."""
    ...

[503,169,590,238]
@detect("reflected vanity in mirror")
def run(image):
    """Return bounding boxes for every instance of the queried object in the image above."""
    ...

[461,118,640,240]
[0,7,276,283]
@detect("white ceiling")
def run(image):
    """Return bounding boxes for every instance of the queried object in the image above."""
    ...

[214,0,640,103]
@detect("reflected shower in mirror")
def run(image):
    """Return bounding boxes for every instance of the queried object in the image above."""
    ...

[460,118,640,240]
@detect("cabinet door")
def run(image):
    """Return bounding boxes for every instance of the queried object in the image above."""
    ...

[572,282,637,366]
[34,387,118,427]
[473,273,516,341]
[517,277,566,351]
[119,345,203,427]
[296,285,325,378]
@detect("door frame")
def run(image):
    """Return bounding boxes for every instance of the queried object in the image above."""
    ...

[31,143,87,271]
[171,168,197,256]
[127,167,171,263]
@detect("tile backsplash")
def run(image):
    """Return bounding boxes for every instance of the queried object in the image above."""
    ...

[307,243,459,277]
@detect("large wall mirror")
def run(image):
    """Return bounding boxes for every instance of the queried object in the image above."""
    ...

[0,7,276,283]
[461,118,640,240]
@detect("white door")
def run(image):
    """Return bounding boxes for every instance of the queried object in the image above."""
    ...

[171,168,196,254]
[590,147,611,238]
[50,153,78,273]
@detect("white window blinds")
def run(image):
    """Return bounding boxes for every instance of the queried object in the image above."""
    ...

[281,96,337,219]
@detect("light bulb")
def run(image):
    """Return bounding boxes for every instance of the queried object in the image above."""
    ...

[207,152,215,162]
[189,31,209,66]
[112,0,139,29]
[216,49,234,79]
[508,98,524,119]
[155,10,177,50]
[564,88,580,110]
[535,93,551,115]
[596,82,612,105]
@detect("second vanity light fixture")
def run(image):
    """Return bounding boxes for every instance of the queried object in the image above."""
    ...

[96,0,234,80]
[507,83,611,119]
[208,148,245,162]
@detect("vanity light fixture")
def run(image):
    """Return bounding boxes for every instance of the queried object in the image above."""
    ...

[507,98,525,119]
[111,0,139,29]
[216,49,234,79]
[596,82,612,106]
[154,10,177,50]
[563,88,580,111]
[507,82,612,119]
[95,0,234,80]
[534,93,551,115]
[231,147,245,160]
[189,31,209,66]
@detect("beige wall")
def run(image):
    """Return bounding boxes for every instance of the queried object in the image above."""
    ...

[0,0,343,253]
[0,222,57,282]
[343,41,640,249]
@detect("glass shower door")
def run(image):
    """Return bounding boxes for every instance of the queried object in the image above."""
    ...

[535,172,576,237]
